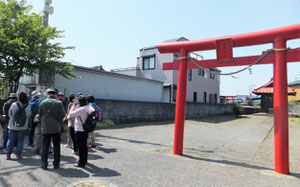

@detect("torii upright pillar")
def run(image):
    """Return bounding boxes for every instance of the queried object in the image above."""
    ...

[273,37,289,174]
[173,49,188,155]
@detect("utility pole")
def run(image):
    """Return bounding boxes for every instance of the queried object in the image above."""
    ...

[249,84,256,96]
[37,0,54,90]
[43,0,54,27]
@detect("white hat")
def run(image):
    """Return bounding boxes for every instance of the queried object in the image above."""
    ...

[44,88,50,97]
[31,90,41,98]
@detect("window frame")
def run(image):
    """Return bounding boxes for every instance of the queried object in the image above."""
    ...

[173,85,177,102]
[203,92,207,104]
[198,68,205,76]
[210,70,215,79]
[188,69,192,81]
[209,94,214,104]
[193,92,197,102]
[215,94,218,104]
[142,55,156,70]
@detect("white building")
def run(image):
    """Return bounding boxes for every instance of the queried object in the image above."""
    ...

[111,37,221,103]
[20,65,164,102]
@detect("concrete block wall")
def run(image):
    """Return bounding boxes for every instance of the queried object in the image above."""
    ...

[95,99,233,124]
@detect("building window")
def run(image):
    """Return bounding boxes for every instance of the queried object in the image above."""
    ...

[209,94,214,104]
[215,93,218,104]
[174,53,179,59]
[143,55,155,70]
[173,85,177,101]
[203,92,207,103]
[210,70,215,79]
[198,68,205,76]
[193,92,197,102]
[188,69,192,81]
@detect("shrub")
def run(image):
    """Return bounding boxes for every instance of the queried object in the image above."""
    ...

[232,103,243,117]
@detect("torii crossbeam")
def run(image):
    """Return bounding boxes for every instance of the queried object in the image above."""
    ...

[157,24,300,175]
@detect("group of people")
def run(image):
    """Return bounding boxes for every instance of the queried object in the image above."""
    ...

[0,88,102,170]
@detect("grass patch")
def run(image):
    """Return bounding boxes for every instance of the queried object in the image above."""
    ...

[96,119,115,129]
[289,117,300,128]
[265,127,274,139]
[289,117,300,122]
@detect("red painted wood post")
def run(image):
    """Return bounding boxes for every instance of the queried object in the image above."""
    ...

[273,37,289,174]
[173,49,188,155]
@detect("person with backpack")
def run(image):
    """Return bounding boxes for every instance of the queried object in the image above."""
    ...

[28,90,42,147]
[39,88,66,170]
[67,95,95,168]
[2,93,17,150]
[6,92,31,160]
[87,95,102,148]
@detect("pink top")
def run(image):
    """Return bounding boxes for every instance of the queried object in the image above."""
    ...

[67,104,95,132]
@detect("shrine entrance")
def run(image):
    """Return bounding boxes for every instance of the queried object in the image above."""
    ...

[157,24,300,174]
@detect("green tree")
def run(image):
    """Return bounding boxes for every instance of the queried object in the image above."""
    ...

[0,0,75,85]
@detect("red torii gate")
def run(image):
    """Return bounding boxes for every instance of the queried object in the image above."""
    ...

[157,24,300,175]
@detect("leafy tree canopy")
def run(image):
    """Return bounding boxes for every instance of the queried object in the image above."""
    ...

[0,0,76,83]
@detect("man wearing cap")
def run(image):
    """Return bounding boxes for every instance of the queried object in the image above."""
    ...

[2,93,17,150]
[28,90,42,147]
[39,88,66,170]
[57,92,68,111]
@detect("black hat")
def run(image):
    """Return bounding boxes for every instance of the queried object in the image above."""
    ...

[47,87,58,94]
[76,95,87,106]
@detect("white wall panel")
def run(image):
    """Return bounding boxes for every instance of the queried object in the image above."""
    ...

[55,68,163,102]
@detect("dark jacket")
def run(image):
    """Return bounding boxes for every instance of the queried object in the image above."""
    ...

[3,98,16,126]
[39,95,66,134]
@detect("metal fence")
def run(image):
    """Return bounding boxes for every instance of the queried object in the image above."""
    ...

[0,80,20,99]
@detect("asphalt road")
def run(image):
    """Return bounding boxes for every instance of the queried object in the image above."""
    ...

[0,113,299,187]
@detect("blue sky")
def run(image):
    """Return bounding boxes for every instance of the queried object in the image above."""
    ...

[27,0,300,95]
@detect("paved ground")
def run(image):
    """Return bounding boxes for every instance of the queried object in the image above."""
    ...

[0,113,299,187]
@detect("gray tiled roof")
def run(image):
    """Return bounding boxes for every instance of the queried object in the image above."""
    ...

[163,37,189,43]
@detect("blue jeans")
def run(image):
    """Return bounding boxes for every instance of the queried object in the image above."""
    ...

[6,129,26,157]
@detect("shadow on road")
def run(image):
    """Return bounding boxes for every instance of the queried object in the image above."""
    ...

[182,153,270,170]
[99,134,170,148]
[50,167,90,178]
[189,115,249,124]
[94,147,117,154]
[290,172,300,179]
[87,153,104,160]
[83,163,121,177]
[109,120,175,129]
[183,153,300,178]
[106,115,252,128]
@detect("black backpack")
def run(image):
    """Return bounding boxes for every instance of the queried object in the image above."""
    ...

[82,111,98,133]
[13,102,28,127]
